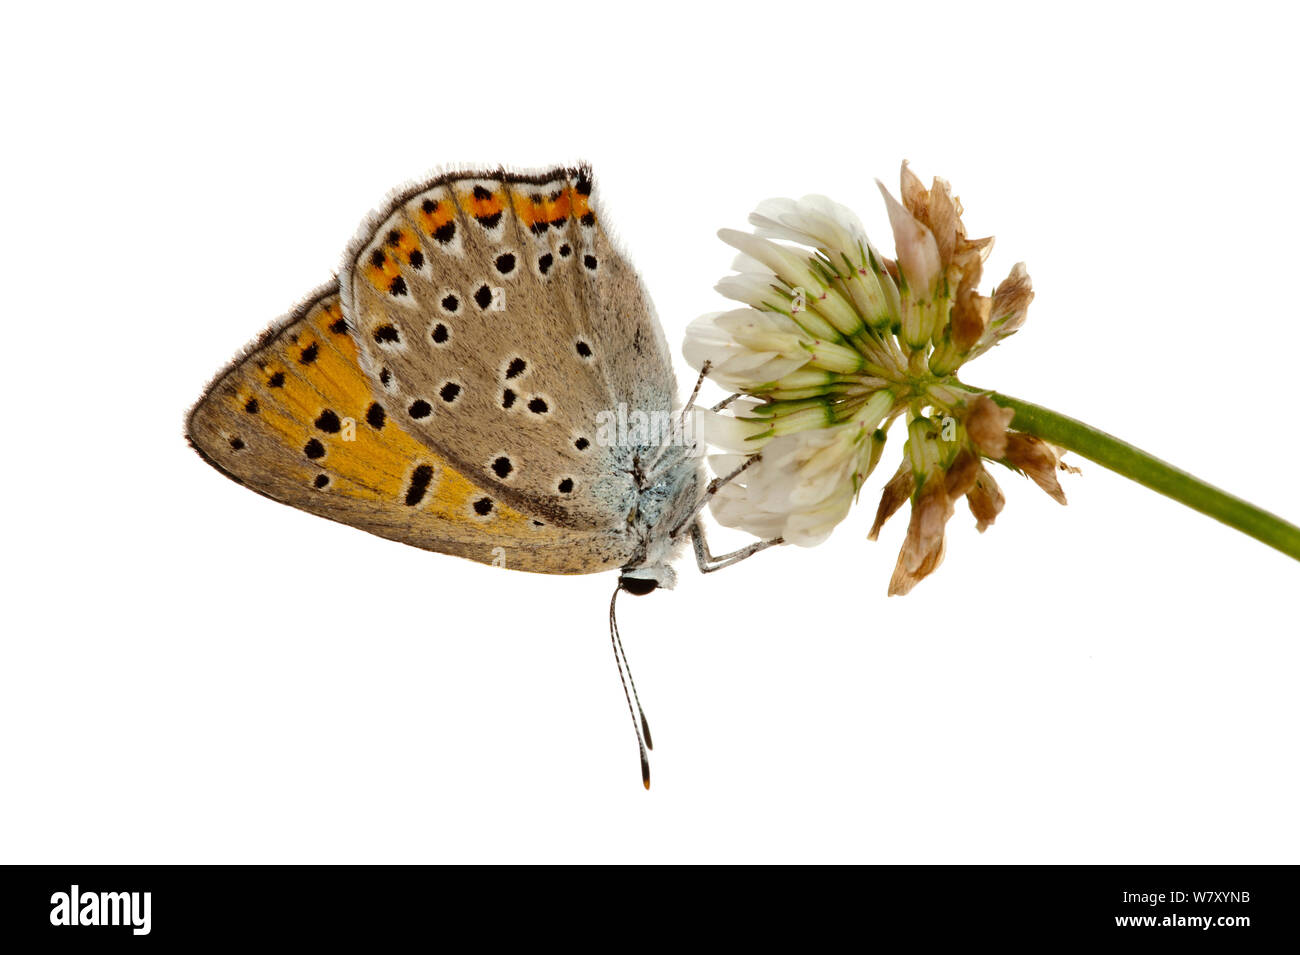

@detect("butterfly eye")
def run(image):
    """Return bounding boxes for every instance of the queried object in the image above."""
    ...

[619,576,659,596]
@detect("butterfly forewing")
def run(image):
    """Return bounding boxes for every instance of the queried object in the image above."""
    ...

[186,284,634,575]
[340,165,679,532]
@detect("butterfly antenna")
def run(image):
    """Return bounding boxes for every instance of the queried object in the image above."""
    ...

[610,583,653,789]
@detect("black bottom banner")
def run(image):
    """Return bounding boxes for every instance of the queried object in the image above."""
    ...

[0,865,1290,945]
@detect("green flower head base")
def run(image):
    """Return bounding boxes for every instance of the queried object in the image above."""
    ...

[684,163,1075,595]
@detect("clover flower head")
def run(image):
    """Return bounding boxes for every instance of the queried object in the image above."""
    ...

[684,163,1075,594]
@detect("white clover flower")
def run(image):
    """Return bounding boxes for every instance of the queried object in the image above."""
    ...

[684,163,1074,594]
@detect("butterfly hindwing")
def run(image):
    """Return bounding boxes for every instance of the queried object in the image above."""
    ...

[340,165,680,532]
[186,284,635,575]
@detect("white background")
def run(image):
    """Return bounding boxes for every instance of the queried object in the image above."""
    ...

[2,1,1297,864]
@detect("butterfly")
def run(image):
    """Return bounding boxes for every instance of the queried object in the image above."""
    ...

[186,164,782,786]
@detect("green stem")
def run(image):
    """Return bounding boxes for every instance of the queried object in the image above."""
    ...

[977,388,1300,563]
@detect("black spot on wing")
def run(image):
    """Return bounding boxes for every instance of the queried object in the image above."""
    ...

[314,409,341,433]
[404,465,434,506]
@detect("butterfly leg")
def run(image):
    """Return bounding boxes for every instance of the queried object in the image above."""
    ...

[691,521,783,573]
[680,360,711,419]
[670,454,763,539]
[649,362,714,474]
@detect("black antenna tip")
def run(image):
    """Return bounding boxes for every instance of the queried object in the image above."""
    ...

[641,754,651,790]
[641,715,654,751]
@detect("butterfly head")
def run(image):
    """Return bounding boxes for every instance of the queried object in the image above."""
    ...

[618,559,677,595]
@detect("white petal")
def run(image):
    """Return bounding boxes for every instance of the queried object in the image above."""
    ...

[709,484,788,540]
[681,311,808,387]
[707,453,749,477]
[730,251,775,275]
[715,273,787,311]
[694,408,772,452]
[718,229,822,292]
[751,194,870,262]
[783,487,855,546]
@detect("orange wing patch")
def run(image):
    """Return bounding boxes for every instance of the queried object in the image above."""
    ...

[512,184,572,234]
[458,183,506,228]
[201,293,544,532]
[415,193,457,239]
